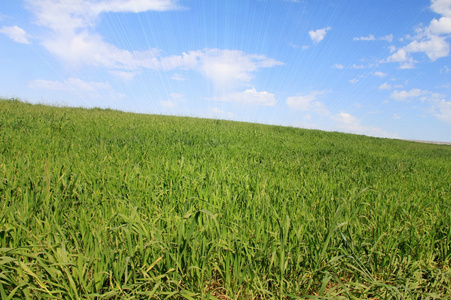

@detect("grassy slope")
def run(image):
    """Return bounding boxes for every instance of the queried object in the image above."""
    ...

[1,98,450,299]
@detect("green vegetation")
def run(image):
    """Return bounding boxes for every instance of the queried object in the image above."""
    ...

[1,98,450,299]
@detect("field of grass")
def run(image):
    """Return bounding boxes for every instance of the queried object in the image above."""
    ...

[1,98,450,299]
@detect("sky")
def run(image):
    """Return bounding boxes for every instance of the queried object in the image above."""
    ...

[1,0,451,142]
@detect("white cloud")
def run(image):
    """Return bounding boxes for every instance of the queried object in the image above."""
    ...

[390,89,429,100]
[351,64,366,69]
[386,48,409,62]
[332,112,398,138]
[379,83,392,90]
[405,34,449,61]
[333,112,357,126]
[0,25,31,44]
[428,17,451,34]
[349,79,359,84]
[431,0,451,17]
[39,27,157,69]
[384,1,451,67]
[308,27,332,43]
[387,87,451,123]
[25,0,282,88]
[195,49,282,88]
[353,34,375,41]
[353,34,393,42]
[25,0,180,33]
[332,64,344,69]
[433,98,451,123]
[385,48,415,68]
[373,71,387,77]
[94,0,181,13]
[159,49,283,88]
[212,88,276,106]
[381,34,394,42]
[286,91,328,114]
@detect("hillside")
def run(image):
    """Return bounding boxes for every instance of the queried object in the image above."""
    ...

[1,98,450,299]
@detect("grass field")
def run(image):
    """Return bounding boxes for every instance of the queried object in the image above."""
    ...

[1,98,450,299]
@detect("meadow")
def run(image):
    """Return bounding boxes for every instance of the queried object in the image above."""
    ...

[0,98,450,299]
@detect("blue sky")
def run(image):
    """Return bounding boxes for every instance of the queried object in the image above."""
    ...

[1,0,451,142]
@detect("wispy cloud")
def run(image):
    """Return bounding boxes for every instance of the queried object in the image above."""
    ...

[332,64,344,69]
[0,25,31,44]
[373,71,387,77]
[354,34,376,41]
[381,34,394,42]
[332,112,398,138]
[211,87,276,106]
[390,89,429,101]
[379,83,393,90]
[353,34,393,42]
[389,87,450,123]
[286,91,329,114]
[433,98,451,123]
[308,27,332,43]
[351,64,366,69]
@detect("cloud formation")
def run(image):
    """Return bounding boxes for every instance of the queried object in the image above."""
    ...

[24,0,282,88]
[388,87,451,123]
[353,34,393,42]
[0,25,31,44]
[286,91,328,113]
[433,98,451,123]
[384,0,451,67]
[332,112,397,138]
[211,88,276,106]
[373,71,387,77]
[379,83,392,90]
[308,27,332,43]
[390,89,429,100]
[158,49,283,88]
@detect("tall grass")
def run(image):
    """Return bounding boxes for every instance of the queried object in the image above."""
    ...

[1,98,450,299]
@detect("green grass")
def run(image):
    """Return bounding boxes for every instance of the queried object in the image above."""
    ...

[1,98,450,299]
